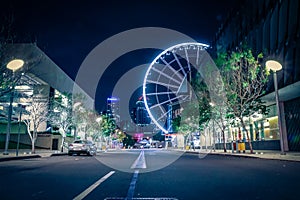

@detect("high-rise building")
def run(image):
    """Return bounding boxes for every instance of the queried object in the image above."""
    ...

[107,97,120,123]
[136,100,151,126]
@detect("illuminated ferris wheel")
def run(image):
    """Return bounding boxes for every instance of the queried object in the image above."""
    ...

[142,42,209,133]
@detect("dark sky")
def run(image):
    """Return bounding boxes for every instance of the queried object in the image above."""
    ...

[1,0,241,111]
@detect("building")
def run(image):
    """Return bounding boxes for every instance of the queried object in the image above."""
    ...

[0,43,93,150]
[107,97,120,124]
[211,0,300,151]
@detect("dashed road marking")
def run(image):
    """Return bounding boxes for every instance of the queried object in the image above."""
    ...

[126,170,139,199]
[131,150,147,169]
[73,171,115,200]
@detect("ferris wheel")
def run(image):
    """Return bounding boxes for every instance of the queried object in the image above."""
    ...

[142,42,210,133]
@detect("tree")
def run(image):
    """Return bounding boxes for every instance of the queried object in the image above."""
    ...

[23,94,49,153]
[172,72,212,148]
[72,94,92,139]
[202,65,230,152]
[100,113,117,137]
[190,72,212,131]
[112,128,126,148]
[48,92,73,152]
[210,102,233,152]
[122,133,135,148]
[216,47,269,153]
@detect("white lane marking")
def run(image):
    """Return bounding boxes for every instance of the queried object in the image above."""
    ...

[130,150,147,169]
[126,170,139,199]
[73,171,115,200]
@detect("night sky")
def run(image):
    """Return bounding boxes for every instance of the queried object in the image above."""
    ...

[1,0,241,111]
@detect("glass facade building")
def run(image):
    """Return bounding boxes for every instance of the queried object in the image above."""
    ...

[212,0,300,151]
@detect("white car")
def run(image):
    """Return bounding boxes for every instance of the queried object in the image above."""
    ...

[68,140,97,156]
[139,139,151,148]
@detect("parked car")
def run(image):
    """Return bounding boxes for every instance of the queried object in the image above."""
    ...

[133,142,142,149]
[68,140,97,156]
[133,140,151,149]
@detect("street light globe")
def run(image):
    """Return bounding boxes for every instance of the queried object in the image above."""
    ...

[7,59,24,72]
[266,60,282,72]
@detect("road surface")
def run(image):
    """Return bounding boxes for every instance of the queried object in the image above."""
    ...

[0,149,299,200]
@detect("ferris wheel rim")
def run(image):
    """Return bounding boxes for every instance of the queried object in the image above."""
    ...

[142,42,209,133]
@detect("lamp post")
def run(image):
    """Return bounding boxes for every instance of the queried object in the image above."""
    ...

[266,60,285,155]
[209,102,216,152]
[3,59,24,155]
[96,116,103,150]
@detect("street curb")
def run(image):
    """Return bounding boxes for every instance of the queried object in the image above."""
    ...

[0,153,67,162]
[50,153,68,156]
[0,155,41,162]
[184,150,300,162]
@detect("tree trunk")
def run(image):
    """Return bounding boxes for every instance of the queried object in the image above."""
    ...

[221,129,227,152]
[61,137,65,152]
[240,119,253,154]
[31,139,35,154]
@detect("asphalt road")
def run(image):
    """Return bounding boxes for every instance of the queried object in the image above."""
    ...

[0,149,300,200]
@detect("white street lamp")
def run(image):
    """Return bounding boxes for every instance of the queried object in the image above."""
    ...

[3,59,24,155]
[266,60,285,155]
[6,59,24,72]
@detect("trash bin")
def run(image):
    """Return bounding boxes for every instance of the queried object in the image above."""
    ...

[240,142,246,153]
[238,142,246,153]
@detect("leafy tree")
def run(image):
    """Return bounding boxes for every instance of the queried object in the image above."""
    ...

[112,128,126,144]
[172,72,212,147]
[100,113,117,137]
[48,92,73,152]
[122,133,136,148]
[72,94,92,139]
[215,47,269,153]
[202,64,230,152]
[92,112,117,148]
[23,93,49,153]
[190,73,212,131]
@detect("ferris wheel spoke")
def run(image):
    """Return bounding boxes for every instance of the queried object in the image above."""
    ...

[152,67,181,85]
[146,91,177,96]
[184,48,191,71]
[146,80,178,90]
[196,47,200,66]
[172,52,187,77]
[149,95,184,110]
[155,110,169,122]
[176,74,187,95]
[161,58,185,80]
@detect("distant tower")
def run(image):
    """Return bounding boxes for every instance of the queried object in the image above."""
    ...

[107,97,120,123]
[135,96,151,126]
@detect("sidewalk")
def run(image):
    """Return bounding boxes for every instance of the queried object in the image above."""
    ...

[184,149,300,162]
[0,149,67,162]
